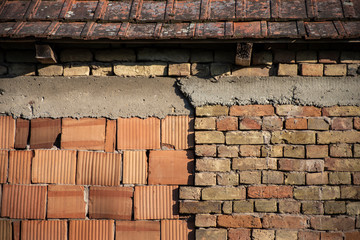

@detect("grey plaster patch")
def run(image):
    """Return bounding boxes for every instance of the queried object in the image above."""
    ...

[0,76,193,119]
[178,76,360,107]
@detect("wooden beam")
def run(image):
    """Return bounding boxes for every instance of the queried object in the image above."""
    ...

[35,44,57,64]
[235,43,253,66]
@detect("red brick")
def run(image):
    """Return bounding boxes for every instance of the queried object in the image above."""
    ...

[230,105,274,116]
[306,145,328,158]
[0,116,15,149]
[239,117,261,130]
[162,116,194,149]
[301,63,324,76]
[47,185,86,219]
[248,186,293,198]
[354,117,360,129]
[69,220,114,240]
[116,221,160,240]
[276,105,321,117]
[8,150,32,184]
[217,116,238,131]
[148,150,194,185]
[228,228,250,240]
[30,118,61,149]
[310,216,355,231]
[21,220,67,240]
[217,215,262,228]
[195,145,216,157]
[62,118,106,150]
[0,150,8,183]
[345,231,360,240]
[89,186,133,220]
[117,117,160,150]
[298,231,320,240]
[104,119,116,152]
[14,118,29,149]
[320,232,343,240]
[262,215,307,229]
[332,117,353,130]
[285,118,307,129]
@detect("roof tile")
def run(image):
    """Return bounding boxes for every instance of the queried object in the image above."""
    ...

[32,0,64,20]
[305,21,339,39]
[268,21,299,38]
[64,1,98,20]
[0,1,31,20]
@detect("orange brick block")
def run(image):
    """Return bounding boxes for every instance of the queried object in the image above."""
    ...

[161,116,194,149]
[32,150,76,184]
[69,220,114,240]
[123,151,147,184]
[230,105,274,116]
[77,151,122,186]
[21,220,67,240]
[117,117,160,150]
[161,220,194,240]
[0,150,8,183]
[61,118,106,150]
[0,116,15,149]
[104,119,116,152]
[89,186,133,220]
[134,186,179,220]
[14,118,29,149]
[9,150,32,184]
[148,150,194,185]
[47,185,86,219]
[1,184,47,219]
[30,118,61,149]
[116,221,160,240]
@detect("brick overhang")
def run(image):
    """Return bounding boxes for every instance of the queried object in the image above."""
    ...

[0,0,359,42]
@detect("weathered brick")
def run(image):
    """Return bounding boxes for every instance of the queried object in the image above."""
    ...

[179,201,222,214]
[63,64,90,76]
[196,105,228,116]
[233,200,254,213]
[218,145,239,158]
[195,214,216,227]
[191,63,210,77]
[252,229,275,240]
[239,117,262,130]
[320,232,343,240]
[323,106,360,116]
[285,172,305,185]
[301,63,323,76]
[353,172,360,184]
[196,158,230,172]
[340,51,360,64]
[302,201,324,214]
[294,186,340,200]
[274,50,296,63]
[329,172,351,184]
[324,201,346,214]
[310,216,355,231]
[347,64,360,76]
[277,64,298,76]
[306,172,329,185]
[114,62,167,76]
[230,105,274,116]
[217,172,239,186]
[262,171,284,184]
[217,116,238,131]
[190,49,213,63]
[347,202,360,215]
[345,231,360,240]
[239,171,261,184]
[202,186,246,200]
[194,117,216,130]
[38,64,63,76]
[228,229,251,240]
[252,52,272,65]
[195,145,216,157]
[217,215,262,228]
[94,49,135,62]
[248,186,293,199]
[240,145,261,157]
[262,116,283,130]
[8,64,35,76]
[168,63,191,76]
[196,228,227,240]
[215,50,235,63]
[278,200,301,214]
[355,117,360,129]
[261,145,283,157]
[276,105,321,117]
[332,117,353,130]
[263,215,307,229]
[6,50,36,63]
[306,145,328,158]
[298,231,320,240]
[179,187,201,200]
[341,186,360,199]
[196,131,225,144]
[195,172,216,186]
[0,65,7,75]
[271,131,316,144]
[284,145,305,158]
[296,51,317,63]
[210,63,231,76]
[324,64,347,76]
[307,118,329,130]
[325,158,360,171]
[319,51,339,63]
[232,66,270,76]
[255,200,277,212]
[279,159,324,172]
[318,131,360,144]
[233,158,277,170]
[91,63,112,76]
[138,48,189,62]
[227,131,265,144]
[356,144,360,157]
[222,201,232,214]
[60,49,92,62]
[285,118,307,129]
[276,230,298,240]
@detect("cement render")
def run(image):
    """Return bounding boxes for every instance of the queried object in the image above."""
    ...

[0,76,359,119]
[179,76,360,107]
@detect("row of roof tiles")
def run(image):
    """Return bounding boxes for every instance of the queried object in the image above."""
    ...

[0,0,359,22]
[1,20,359,40]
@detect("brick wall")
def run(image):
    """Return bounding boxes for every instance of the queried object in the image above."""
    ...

[0,43,359,77]
[0,115,195,239]
[180,105,360,240]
